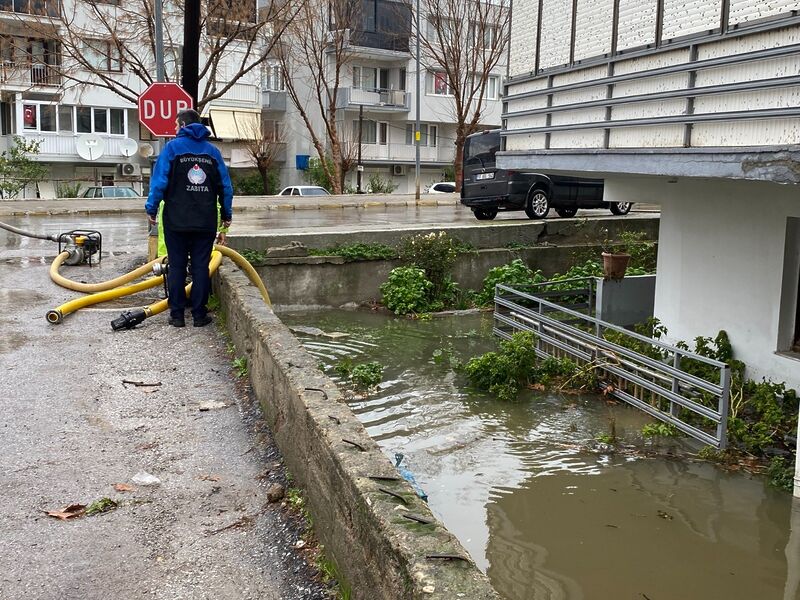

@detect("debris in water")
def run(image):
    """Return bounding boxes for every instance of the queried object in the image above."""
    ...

[657,510,673,520]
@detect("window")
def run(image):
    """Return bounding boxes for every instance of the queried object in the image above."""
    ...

[0,102,11,135]
[81,39,121,72]
[469,22,497,48]
[40,104,56,131]
[778,217,800,353]
[353,119,377,144]
[429,71,453,96]
[361,0,376,31]
[406,123,435,146]
[5,0,58,16]
[264,64,284,91]
[93,107,107,133]
[110,108,124,134]
[353,66,377,90]
[23,104,36,130]
[58,105,72,132]
[429,124,437,147]
[378,122,387,145]
[486,75,500,100]
[76,107,92,133]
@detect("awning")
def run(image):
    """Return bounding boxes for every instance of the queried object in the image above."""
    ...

[208,108,261,141]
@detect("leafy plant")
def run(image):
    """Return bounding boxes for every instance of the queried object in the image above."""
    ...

[642,422,679,438]
[57,181,83,198]
[476,259,545,306]
[0,137,48,199]
[398,231,462,302]
[85,497,118,516]
[350,362,383,390]
[380,267,436,315]
[464,331,538,401]
[232,169,280,195]
[766,456,795,492]
[367,172,398,194]
[309,243,397,262]
[233,356,248,378]
[305,156,334,191]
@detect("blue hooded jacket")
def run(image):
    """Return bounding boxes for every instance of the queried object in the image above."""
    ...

[145,122,233,233]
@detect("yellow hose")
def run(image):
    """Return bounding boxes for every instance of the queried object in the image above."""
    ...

[139,250,225,318]
[215,245,272,306]
[46,275,164,324]
[50,252,165,293]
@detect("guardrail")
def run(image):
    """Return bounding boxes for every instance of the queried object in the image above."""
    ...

[494,281,730,449]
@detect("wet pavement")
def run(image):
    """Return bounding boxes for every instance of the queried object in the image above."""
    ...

[0,239,332,599]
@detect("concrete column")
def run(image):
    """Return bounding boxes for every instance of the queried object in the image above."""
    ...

[795,418,800,499]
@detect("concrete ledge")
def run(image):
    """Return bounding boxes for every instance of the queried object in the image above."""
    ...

[215,267,500,600]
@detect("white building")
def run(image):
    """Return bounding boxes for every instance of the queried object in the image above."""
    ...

[0,0,264,198]
[272,0,505,193]
[502,0,800,494]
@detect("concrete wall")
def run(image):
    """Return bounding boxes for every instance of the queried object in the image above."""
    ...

[606,176,800,392]
[596,275,656,327]
[214,267,499,600]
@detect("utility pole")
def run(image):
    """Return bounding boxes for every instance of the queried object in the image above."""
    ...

[182,0,201,108]
[357,105,363,193]
[154,0,165,83]
[414,0,421,200]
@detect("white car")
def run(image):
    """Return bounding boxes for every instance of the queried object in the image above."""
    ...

[426,181,456,194]
[278,186,331,197]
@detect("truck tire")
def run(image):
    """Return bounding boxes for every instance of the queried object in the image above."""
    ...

[473,208,498,220]
[525,189,550,219]
[609,202,632,215]
[556,208,578,218]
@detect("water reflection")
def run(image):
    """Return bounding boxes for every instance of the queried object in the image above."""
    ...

[280,309,798,600]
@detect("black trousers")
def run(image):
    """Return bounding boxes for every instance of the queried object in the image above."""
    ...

[163,228,215,320]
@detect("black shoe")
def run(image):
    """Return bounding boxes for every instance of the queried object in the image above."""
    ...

[168,316,185,328]
[193,315,213,328]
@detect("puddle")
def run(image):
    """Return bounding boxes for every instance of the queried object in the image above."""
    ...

[280,308,800,600]
[0,288,47,306]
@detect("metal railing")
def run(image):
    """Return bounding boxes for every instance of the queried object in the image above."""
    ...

[494,281,731,449]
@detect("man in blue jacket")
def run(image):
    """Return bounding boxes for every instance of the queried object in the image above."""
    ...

[145,109,233,328]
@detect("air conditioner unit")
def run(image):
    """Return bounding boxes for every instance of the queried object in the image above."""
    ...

[392,164,406,176]
[119,163,140,177]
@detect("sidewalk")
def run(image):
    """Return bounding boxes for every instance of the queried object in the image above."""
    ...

[0,250,331,600]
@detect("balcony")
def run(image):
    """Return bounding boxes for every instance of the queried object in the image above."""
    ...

[350,29,409,54]
[359,142,454,164]
[10,132,130,161]
[336,87,409,112]
[0,62,61,89]
[262,90,287,112]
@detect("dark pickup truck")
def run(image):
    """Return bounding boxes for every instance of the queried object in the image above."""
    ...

[460,130,632,220]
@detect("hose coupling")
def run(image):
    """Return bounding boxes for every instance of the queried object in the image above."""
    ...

[111,308,147,331]
[152,261,169,276]
[45,310,63,324]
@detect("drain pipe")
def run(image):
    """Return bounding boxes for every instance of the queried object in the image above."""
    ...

[0,220,58,242]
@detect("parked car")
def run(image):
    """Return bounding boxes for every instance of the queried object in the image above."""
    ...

[460,129,632,220]
[278,186,331,197]
[426,181,456,194]
[82,186,140,198]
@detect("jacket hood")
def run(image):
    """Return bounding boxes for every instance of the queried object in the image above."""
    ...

[178,122,211,140]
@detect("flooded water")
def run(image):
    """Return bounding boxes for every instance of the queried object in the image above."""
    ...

[280,309,800,600]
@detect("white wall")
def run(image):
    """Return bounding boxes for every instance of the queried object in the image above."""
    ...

[605,176,800,391]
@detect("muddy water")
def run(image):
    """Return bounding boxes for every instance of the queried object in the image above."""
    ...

[280,309,800,600]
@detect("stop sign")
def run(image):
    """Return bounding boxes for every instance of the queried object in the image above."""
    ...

[138,83,193,137]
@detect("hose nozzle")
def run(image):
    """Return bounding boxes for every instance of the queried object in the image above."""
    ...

[111,308,147,331]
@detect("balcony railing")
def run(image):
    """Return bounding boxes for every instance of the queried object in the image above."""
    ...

[12,132,130,159]
[336,87,409,111]
[359,142,453,163]
[262,90,287,111]
[0,62,61,88]
[349,29,409,53]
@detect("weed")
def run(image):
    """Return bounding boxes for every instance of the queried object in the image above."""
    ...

[476,259,545,306]
[350,362,383,390]
[226,342,236,356]
[85,497,118,516]
[233,356,248,378]
[240,248,267,264]
[398,231,463,303]
[642,422,679,438]
[380,267,436,315]
[206,294,221,312]
[464,331,537,401]
[308,243,397,262]
[766,456,795,492]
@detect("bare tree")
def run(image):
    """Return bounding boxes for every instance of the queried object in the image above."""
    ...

[412,0,510,191]
[21,0,300,111]
[241,117,286,194]
[274,0,359,194]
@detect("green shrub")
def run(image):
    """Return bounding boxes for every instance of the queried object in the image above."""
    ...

[350,362,384,390]
[305,156,334,190]
[308,243,397,262]
[464,331,537,401]
[398,231,461,302]
[232,170,279,195]
[380,267,436,315]
[766,456,795,492]
[57,181,83,198]
[476,259,545,306]
[641,422,679,438]
[367,173,398,194]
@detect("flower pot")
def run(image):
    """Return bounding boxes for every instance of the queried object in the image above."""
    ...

[602,252,630,280]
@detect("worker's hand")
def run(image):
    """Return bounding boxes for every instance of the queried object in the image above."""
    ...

[147,214,157,226]
[216,231,227,246]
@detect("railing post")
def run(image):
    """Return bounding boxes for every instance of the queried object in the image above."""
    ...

[717,365,731,450]
[670,352,681,416]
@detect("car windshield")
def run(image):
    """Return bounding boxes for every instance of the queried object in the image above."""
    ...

[118,188,137,197]
[464,132,500,167]
[303,188,329,196]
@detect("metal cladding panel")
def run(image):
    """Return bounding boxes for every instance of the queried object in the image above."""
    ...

[612,73,689,97]
[611,98,686,120]
[695,56,799,86]
[506,114,549,129]
[508,78,551,96]
[573,0,614,61]
[550,130,607,147]
[505,132,548,150]
[614,49,689,75]
[692,118,800,145]
[729,0,800,26]
[539,0,573,69]
[552,85,608,106]
[553,64,608,85]
[551,106,607,125]
[507,95,551,113]
[693,87,800,113]
[608,124,685,147]
[616,0,658,51]
[662,0,722,41]
[509,0,540,77]
[698,26,800,59]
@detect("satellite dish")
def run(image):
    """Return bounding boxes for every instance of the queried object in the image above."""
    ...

[75,134,105,161]
[138,142,154,158]
[119,137,138,157]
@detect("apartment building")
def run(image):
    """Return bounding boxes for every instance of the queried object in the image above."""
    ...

[0,0,263,198]
[272,0,505,193]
